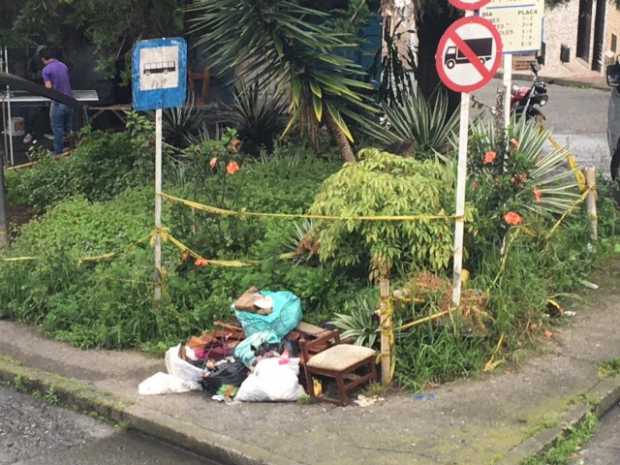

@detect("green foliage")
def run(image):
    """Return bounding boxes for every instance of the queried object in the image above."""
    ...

[522,412,598,465]
[227,81,287,156]
[309,148,457,276]
[598,357,620,378]
[7,118,154,212]
[330,293,380,348]
[11,0,184,79]
[395,324,490,391]
[378,92,459,158]
[187,0,381,155]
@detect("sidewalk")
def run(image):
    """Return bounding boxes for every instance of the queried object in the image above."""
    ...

[1,259,619,465]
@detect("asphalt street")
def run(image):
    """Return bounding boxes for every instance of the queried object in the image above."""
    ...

[571,405,620,465]
[0,385,218,465]
[474,79,612,176]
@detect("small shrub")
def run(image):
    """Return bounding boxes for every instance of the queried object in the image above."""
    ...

[309,148,459,277]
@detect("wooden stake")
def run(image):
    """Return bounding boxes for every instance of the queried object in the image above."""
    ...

[379,279,393,386]
[584,167,598,241]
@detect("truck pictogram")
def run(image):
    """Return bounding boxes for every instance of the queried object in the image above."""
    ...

[444,38,493,69]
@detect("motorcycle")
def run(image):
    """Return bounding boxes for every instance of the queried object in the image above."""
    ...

[511,62,549,123]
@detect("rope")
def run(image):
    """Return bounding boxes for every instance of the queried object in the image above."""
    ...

[160,192,462,223]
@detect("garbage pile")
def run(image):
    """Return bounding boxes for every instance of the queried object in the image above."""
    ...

[139,287,307,402]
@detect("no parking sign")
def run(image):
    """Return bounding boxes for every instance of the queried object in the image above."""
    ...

[435,16,503,93]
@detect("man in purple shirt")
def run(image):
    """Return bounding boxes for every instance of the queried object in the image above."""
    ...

[41,49,73,155]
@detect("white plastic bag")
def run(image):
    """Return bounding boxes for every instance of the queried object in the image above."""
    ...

[164,344,206,383]
[138,372,200,395]
[235,357,305,402]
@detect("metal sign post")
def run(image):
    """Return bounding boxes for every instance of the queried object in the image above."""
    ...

[132,37,187,305]
[436,11,503,306]
[480,0,544,151]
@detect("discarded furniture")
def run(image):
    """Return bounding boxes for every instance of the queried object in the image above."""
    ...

[299,330,377,405]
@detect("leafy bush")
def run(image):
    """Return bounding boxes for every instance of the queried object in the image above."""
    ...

[7,125,153,212]
[308,148,458,277]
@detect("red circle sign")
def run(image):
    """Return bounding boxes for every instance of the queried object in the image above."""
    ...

[448,0,491,10]
[435,16,503,94]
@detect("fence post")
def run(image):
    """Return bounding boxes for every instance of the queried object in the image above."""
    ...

[584,167,598,241]
[379,279,393,386]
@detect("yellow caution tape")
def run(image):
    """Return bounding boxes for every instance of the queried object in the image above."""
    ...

[0,256,38,262]
[545,188,592,241]
[153,227,257,268]
[160,192,462,223]
[547,134,588,193]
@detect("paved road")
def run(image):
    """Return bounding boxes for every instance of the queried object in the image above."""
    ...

[0,385,218,465]
[475,79,612,176]
[570,405,620,465]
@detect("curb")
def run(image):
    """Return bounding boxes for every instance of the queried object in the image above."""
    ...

[498,376,620,465]
[0,355,300,465]
[496,72,610,91]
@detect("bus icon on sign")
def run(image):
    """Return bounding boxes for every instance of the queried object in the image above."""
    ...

[144,61,177,75]
[444,38,493,69]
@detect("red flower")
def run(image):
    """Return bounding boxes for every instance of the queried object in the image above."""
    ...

[483,151,497,164]
[209,158,218,170]
[503,211,523,226]
[195,258,209,267]
[226,161,240,175]
[533,188,543,203]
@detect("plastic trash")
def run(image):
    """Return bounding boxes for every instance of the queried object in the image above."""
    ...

[138,372,200,395]
[235,357,306,402]
[233,330,280,368]
[165,344,206,383]
[234,291,302,339]
[200,360,248,394]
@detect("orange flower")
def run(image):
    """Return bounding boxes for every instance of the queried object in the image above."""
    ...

[483,151,496,164]
[209,158,218,170]
[195,258,209,267]
[533,188,543,203]
[544,330,553,339]
[503,211,523,226]
[226,161,240,175]
[510,139,519,149]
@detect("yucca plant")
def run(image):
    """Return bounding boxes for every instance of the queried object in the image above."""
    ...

[378,91,459,159]
[162,94,207,149]
[330,296,379,348]
[469,117,581,217]
[187,0,382,162]
[226,80,287,156]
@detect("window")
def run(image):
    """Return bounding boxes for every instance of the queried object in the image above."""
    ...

[612,33,618,53]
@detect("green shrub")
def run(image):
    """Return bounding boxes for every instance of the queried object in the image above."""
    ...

[7,124,153,212]
[308,148,458,277]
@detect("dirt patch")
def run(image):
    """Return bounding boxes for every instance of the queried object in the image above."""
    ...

[7,203,35,238]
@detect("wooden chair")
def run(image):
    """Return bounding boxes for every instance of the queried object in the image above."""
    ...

[299,330,377,406]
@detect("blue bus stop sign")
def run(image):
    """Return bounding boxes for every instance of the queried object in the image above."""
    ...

[132,38,187,111]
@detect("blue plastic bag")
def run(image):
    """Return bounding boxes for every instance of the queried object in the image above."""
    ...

[234,291,302,340]
[234,330,280,368]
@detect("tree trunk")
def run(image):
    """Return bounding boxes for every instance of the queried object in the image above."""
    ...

[325,112,356,163]
[414,2,462,115]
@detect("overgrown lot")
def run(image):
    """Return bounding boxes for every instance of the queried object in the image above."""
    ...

[1,112,618,391]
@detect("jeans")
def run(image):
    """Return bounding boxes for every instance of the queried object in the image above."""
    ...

[50,103,72,155]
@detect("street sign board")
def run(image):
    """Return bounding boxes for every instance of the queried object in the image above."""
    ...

[132,37,187,111]
[435,17,503,93]
[480,0,544,54]
[448,0,491,10]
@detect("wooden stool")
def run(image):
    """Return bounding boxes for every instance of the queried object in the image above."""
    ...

[300,330,377,405]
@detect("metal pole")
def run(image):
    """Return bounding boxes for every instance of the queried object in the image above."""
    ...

[154,108,163,304]
[0,132,7,248]
[1,47,7,166]
[4,47,13,166]
[451,91,470,307]
[503,54,512,132]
